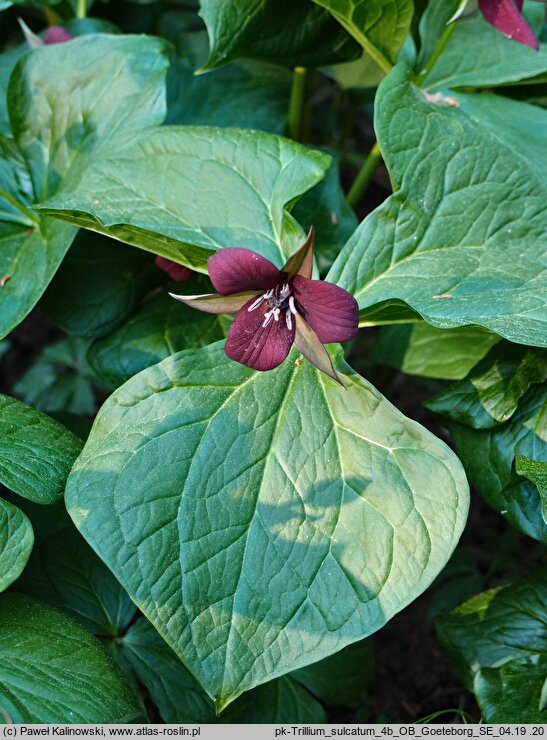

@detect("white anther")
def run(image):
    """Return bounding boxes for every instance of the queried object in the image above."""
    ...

[248,295,265,312]
[289,296,297,315]
[273,308,280,322]
[285,310,293,331]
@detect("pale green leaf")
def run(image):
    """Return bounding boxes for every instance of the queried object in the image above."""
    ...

[475,655,547,723]
[0,498,33,592]
[328,66,547,348]
[36,127,332,271]
[0,593,145,723]
[66,342,468,708]
[0,394,83,505]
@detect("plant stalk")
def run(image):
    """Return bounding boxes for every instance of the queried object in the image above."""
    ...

[415,22,457,86]
[0,189,40,225]
[76,0,87,19]
[287,67,307,142]
[347,141,382,210]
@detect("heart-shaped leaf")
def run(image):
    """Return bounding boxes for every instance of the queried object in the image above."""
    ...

[37,127,332,271]
[0,498,33,592]
[328,65,547,348]
[66,342,468,709]
[0,593,145,723]
[0,394,83,505]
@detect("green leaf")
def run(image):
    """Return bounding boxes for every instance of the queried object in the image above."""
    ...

[328,65,547,348]
[436,565,547,690]
[198,0,360,71]
[0,45,26,137]
[475,655,547,724]
[167,52,292,134]
[41,232,159,339]
[8,34,168,202]
[292,150,358,274]
[66,342,469,708]
[448,386,546,543]
[15,527,137,637]
[0,394,83,505]
[371,324,500,380]
[311,0,414,72]
[88,288,228,389]
[425,344,547,428]
[516,456,547,526]
[224,676,326,723]
[0,498,33,592]
[418,0,547,90]
[0,593,145,723]
[14,337,103,416]
[292,639,373,707]
[36,127,332,271]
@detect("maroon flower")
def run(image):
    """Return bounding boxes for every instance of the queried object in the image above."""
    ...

[169,228,358,384]
[43,26,74,45]
[451,0,539,49]
[155,256,193,282]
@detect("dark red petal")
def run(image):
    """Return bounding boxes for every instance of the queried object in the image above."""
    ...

[292,276,359,344]
[224,297,295,371]
[294,316,344,387]
[208,248,282,296]
[44,26,74,44]
[169,291,258,314]
[479,0,539,49]
[282,226,314,280]
[155,256,193,282]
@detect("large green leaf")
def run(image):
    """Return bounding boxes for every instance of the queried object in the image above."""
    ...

[0,498,33,592]
[66,342,468,709]
[88,289,228,388]
[371,324,500,380]
[448,386,546,543]
[436,566,547,690]
[474,655,547,724]
[0,394,83,505]
[516,456,547,526]
[328,65,547,347]
[198,0,360,71]
[224,676,326,723]
[425,344,547,429]
[41,231,159,339]
[0,593,144,723]
[311,0,414,72]
[36,127,332,270]
[418,0,547,90]
[15,527,137,637]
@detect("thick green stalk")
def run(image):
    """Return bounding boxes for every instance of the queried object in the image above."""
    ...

[76,0,87,19]
[287,67,307,142]
[415,22,457,86]
[0,189,40,225]
[347,141,382,210]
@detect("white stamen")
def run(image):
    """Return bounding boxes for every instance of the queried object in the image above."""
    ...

[289,296,297,315]
[273,308,280,322]
[262,309,274,328]
[248,295,265,312]
[285,310,293,331]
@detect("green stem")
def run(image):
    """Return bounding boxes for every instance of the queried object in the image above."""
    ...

[76,0,87,19]
[347,141,382,210]
[0,189,40,225]
[415,22,457,86]
[287,67,307,142]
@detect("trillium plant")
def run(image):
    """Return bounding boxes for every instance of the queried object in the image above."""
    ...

[0,0,545,727]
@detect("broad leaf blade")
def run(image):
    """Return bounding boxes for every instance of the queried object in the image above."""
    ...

[0,593,145,723]
[516,456,547,526]
[0,498,33,592]
[66,342,468,708]
[36,127,332,270]
[0,394,83,505]
[328,66,547,348]
[474,655,547,724]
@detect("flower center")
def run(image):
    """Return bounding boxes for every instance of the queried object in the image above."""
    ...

[247,283,298,330]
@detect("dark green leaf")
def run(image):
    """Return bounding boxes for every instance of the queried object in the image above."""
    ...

[475,655,547,723]
[425,344,547,428]
[0,394,83,505]
[0,593,145,723]
[311,0,414,71]
[371,324,500,380]
[449,386,546,542]
[516,456,547,526]
[436,565,547,689]
[418,0,547,90]
[0,498,33,592]
[37,127,332,271]
[41,231,159,339]
[15,527,136,637]
[66,342,468,708]
[328,65,547,348]
[88,288,228,388]
[224,676,326,723]
[198,0,360,71]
